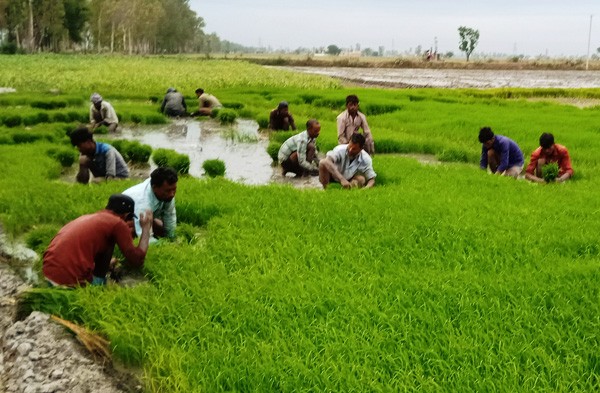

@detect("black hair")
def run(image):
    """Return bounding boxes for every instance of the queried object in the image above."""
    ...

[350,132,365,148]
[539,132,554,149]
[69,126,93,146]
[478,127,494,143]
[195,88,204,95]
[306,118,319,130]
[346,94,359,105]
[151,167,178,187]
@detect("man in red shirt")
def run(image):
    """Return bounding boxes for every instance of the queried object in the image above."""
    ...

[525,133,574,183]
[43,194,153,287]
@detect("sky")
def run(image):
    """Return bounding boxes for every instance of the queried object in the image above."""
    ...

[188,0,600,57]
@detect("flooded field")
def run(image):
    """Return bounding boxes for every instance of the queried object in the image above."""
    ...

[117,119,323,189]
[277,66,600,89]
[118,119,274,184]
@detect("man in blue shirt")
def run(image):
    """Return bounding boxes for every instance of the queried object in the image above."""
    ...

[70,127,129,184]
[478,127,524,178]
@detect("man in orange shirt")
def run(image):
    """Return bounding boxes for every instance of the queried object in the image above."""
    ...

[43,194,153,287]
[525,132,573,183]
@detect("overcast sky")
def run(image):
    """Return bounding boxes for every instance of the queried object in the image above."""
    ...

[188,0,600,57]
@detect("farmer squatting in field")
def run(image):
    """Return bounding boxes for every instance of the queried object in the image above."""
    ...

[160,87,187,117]
[70,126,129,184]
[123,167,178,241]
[478,127,524,178]
[89,93,119,132]
[42,194,153,287]
[525,132,573,183]
[278,119,321,177]
[269,101,297,131]
[337,95,375,155]
[319,132,376,189]
[191,88,222,116]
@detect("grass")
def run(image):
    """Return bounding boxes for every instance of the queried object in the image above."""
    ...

[1,55,600,392]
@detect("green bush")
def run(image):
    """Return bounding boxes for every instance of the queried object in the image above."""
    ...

[46,147,77,167]
[30,100,67,110]
[217,108,238,125]
[12,132,41,144]
[51,112,69,123]
[126,141,152,163]
[3,115,22,127]
[170,153,190,175]
[223,102,244,110]
[25,224,61,255]
[23,112,50,126]
[267,141,281,162]
[110,139,152,163]
[256,115,269,129]
[130,113,143,123]
[152,148,190,174]
[145,113,167,125]
[543,162,560,182]
[436,148,469,163]
[202,159,226,178]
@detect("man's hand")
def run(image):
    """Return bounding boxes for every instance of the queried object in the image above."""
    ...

[139,209,153,231]
[341,179,352,189]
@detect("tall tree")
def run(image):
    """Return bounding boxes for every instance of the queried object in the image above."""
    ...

[458,26,479,62]
[63,0,88,44]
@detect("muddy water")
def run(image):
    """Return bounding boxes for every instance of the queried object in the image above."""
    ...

[117,119,275,185]
[276,66,600,89]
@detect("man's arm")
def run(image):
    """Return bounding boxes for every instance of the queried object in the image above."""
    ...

[360,113,372,140]
[268,110,276,130]
[364,177,376,189]
[479,146,488,170]
[116,210,153,267]
[337,116,348,144]
[104,149,118,178]
[323,156,351,188]
[160,96,167,113]
[525,151,544,183]
[297,140,317,171]
[497,139,510,173]
[162,201,177,239]
[557,149,574,182]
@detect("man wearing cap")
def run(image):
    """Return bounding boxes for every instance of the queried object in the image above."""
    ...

[319,132,376,189]
[337,95,374,155]
[525,132,574,183]
[191,88,222,116]
[160,87,187,117]
[269,101,297,131]
[42,194,153,287]
[90,92,119,132]
[69,126,129,184]
[278,119,320,176]
[123,167,178,240]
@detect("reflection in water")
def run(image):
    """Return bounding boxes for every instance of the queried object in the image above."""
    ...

[118,119,274,185]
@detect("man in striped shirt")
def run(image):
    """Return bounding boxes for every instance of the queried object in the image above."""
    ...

[278,119,321,176]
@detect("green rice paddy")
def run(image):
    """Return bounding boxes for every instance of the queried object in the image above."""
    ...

[1,55,600,392]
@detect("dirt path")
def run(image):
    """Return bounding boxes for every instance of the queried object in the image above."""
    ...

[0,229,138,393]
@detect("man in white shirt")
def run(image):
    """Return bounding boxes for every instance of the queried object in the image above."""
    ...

[123,167,178,240]
[278,119,321,176]
[319,133,376,189]
[89,93,119,133]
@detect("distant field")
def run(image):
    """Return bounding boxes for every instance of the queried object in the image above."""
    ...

[2,55,600,392]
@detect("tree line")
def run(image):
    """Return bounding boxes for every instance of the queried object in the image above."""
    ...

[0,0,237,54]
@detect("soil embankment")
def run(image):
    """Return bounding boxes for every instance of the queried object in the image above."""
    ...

[0,230,136,393]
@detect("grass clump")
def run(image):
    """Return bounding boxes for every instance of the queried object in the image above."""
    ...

[202,159,226,178]
[110,140,152,164]
[266,141,281,162]
[543,162,560,182]
[46,147,77,167]
[216,108,238,125]
[152,148,190,175]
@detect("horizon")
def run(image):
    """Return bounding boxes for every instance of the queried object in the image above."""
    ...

[189,0,599,58]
